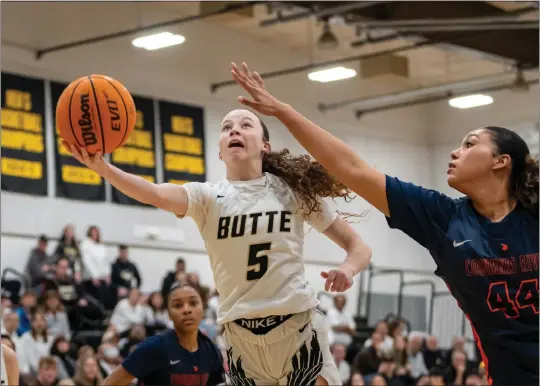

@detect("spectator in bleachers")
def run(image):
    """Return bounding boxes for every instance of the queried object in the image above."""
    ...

[1,294,14,315]
[80,226,114,310]
[54,225,83,281]
[118,324,146,358]
[348,372,365,386]
[2,310,21,347]
[376,357,401,386]
[326,294,356,347]
[391,336,408,370]
[353,331,384,376]
[422,335,444,371]
[43,290,71,340]
[16,290,38,336]
[111,245,141,300]
[364,321,394,356]
[406,335,428,379]
[26,235,55,288]
[387,320,405,340]
[50,336,76,380]
[445,336,468,366]
[32,356,59,386]
[19,310,54,375]
[369,374,387,386]
[331,343,351,384]
[1,334,16,352]
[43,258,100,331]
[142,292,170,334]
[110,288,146,335]
[160,257,186,299]
[465,373,483,386]
[428,367,446,386]
[96,343,121,379]
[444,349,473,386]
[72,355,103,386]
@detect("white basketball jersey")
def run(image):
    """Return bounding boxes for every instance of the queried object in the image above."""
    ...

[182,173,337,324]
[1,346,7,385]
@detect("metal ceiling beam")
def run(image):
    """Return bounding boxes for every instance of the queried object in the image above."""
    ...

[354,79,539,118]
[353,14,537,28]
[259,1,382,27]
[319,72,518,112]
[210,30,490,93]
[386,22,537,33]
[35,1,259,59]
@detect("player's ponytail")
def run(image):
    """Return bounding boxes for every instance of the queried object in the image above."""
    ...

[516,154,538,217]
[256,115,357,218]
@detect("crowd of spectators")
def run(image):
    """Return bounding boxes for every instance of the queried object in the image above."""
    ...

[1,224,486,386]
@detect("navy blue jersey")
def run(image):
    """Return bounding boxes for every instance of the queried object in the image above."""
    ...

[122,329,225,386]
[385,175,538,386]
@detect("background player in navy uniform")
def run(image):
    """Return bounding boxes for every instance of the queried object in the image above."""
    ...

[231,62,539,386]
[103,283,225,386]
[64,77,372,384]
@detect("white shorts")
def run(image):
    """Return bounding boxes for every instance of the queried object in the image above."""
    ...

[222,308,341,386]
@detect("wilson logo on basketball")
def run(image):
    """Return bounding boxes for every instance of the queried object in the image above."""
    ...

[79,93,97,146]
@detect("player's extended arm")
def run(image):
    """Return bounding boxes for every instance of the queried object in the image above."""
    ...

[324,217,372,277]
[63,142,189,216]
[103,365,135,386]
[2,344,19,386]
[231,62,389,216]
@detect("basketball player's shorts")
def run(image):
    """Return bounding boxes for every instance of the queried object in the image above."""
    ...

[222,308,341,386]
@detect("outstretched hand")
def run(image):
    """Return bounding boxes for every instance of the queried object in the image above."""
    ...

[231,62,287,116]
[61,141,109,177]
[321,267,354,293]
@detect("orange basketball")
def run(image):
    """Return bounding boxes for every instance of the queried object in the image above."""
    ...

[56,74,137,154]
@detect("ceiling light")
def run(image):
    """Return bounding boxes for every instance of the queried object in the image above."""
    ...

[308,67,357,83]
[132,32,185,51]
[448,94,493,109]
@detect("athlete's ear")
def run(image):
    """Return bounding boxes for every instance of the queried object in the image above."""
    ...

[262,141,271,154]
[493,154,511,170]
[219,152,223,161]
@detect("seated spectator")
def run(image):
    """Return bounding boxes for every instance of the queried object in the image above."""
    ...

[77,346,95,359]
[1,334,16,351]
[72,355,103,386]
[354,332,384,376]
[16,290,38,336]
[143,292,170,334]
[465,373,483,386]
[50,336,76,379]
[32,356,59,386]
[42,258,102,331]
[331,343,351,384]
[387,319,405,340]
[187,272,209,306]
[1,294,14,315]
[43,290,71,340]
[96,343,121,378]
[80,226,114,310]
[26,235,55,288]
[54,225,83,281]
[19,310,54,375]
[364,321,393,355]
[2,310,21,348]
[348,372,365,386]
[406,335,428,379]
[428,366,446,386]
[110,288,146,335]
[118,324,146,358]
[422,335,444,370]
[160,258,186,299]
[327,294,356,347]
[369,374,387,386]
[111,245,141,300]
[445,336,468,366]
[444,349,474,386]
[392,336,408,368]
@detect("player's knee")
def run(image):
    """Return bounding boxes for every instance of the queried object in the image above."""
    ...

[315,375,329,386]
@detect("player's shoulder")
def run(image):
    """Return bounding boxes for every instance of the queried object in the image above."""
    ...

[138,330,174,350]
[197,331,221,358]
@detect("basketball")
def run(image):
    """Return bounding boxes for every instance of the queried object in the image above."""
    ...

[56,74,137,154]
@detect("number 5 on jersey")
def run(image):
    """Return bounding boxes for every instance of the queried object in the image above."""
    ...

[246,243,271,281]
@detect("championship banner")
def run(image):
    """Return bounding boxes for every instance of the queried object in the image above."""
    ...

[111,95,157,206]
[50,81,105,201]
[1,72,48,196]
[159,101,206,185]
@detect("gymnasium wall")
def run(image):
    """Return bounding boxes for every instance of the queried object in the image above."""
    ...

[0,8,437,320]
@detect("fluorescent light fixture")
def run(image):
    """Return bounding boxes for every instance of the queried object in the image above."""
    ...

[448,94,494,109]
[132,32,185,51]
[308,67,357,83]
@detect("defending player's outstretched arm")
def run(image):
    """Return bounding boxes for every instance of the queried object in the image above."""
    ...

[231,62,390,217]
